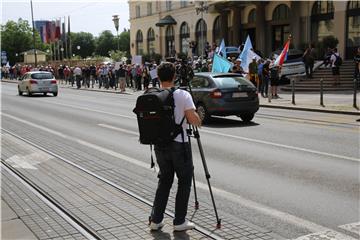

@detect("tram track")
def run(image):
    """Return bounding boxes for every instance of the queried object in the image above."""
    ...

[1,128,223,240]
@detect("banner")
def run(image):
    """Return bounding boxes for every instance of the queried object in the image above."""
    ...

[132,55,142,65]
[150,68,158,79]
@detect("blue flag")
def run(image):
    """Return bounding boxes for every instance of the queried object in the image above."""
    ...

[239,35,253,61]
[212,53,232,73]
[217,39,226,58]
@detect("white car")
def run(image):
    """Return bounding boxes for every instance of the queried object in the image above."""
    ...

[18,71,58,96]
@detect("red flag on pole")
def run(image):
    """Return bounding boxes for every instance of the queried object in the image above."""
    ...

[274,36,291,67]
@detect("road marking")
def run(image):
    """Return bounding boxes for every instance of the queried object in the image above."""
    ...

[1,113,356,237]
[6,154,38,169]
[293,229,357,240]
[339,222,360,236]
[99,121,359,163]
[98,123,139,135]
[200,129,360,162]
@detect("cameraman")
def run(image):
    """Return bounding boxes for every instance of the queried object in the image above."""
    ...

[149,62,201,232]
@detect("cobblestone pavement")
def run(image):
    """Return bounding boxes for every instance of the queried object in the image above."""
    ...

[2,115,278,239]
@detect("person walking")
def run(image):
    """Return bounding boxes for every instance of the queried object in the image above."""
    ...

[303,44,316,78]
[73,65,82,89]
[149,62,201,232]
[248,57,258,88]
[330,48,341,86]
[261,60,270,98]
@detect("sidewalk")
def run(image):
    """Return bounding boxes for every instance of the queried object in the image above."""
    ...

[2,78,359,115]
[259,91,359,115]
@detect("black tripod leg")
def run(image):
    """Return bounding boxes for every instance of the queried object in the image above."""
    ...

[192,126,221,228]
[188,124,199,209]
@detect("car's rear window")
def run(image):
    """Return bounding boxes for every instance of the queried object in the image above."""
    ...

[213,77,253,88]
[31,73,53,79]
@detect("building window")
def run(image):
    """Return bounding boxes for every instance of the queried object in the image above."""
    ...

[346,1,360,58]
[248,9,256,24]
[272,4,291,51]
[272,4,290,21]
[136,5,140,18]
[147,28,155,54]
[180,0,187,8]
[136,30,143,55]
[166,1,172,11]
[165,26,175,57]
[180,22,190,55]
[195,19,207,57]
[213,16,221,45]
[147,2,152,16]
[311,1,334,42]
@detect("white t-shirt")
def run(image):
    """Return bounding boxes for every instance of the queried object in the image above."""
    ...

[173,89,196,142]
[330,53,339,68]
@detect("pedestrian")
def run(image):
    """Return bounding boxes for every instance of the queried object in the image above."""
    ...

[149,62,201,232]
[248,57,258,87]
[354,47,360,81]
[302,43,316,78]
[323,47,332,68]
[89,64,97,88]
[270,65,280,98]
[142,64,150,90]
[232,59,245,75]
[330,48,341,86]
[73,65,82,89]
[135,64,142,91]
[257,59,264,93]
[117,64,126,92]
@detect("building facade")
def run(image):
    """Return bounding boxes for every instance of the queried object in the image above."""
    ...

[129,1,359,59]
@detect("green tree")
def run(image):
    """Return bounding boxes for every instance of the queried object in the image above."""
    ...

[70,32,95,58]
[95,30,116,56]
[1,18,47,65]
[117,30,130,54]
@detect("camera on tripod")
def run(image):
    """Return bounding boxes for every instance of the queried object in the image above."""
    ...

[175,58,194,87]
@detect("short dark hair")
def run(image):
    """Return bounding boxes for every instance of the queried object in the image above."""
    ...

[157,62,175,82]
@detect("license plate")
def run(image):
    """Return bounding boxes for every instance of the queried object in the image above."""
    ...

[233,92,247,98]
[40,88,49,91]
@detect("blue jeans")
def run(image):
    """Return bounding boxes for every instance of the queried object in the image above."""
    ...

[151,142,193,225]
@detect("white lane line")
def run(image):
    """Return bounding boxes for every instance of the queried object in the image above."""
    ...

[338,222,360,236]
[2,112,355,236]
[98,123,139,135]
[200,129,360,162]
[16,100,357,162]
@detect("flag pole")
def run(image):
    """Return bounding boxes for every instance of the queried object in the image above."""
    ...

[30,0,38,66]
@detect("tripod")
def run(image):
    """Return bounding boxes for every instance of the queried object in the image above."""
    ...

[184,81,222,229]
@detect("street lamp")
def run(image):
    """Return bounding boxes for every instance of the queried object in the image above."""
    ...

[60,47,64,60]
[195,1,208,62]
[112,15,120,51]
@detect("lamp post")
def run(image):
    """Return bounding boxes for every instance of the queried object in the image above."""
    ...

[60,47,64,60]
[112,15,120,51]
[195,1,208,63]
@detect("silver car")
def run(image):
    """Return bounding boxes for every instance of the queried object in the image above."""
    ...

[18,71,58,96]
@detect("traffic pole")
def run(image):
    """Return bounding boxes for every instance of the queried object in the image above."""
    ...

[291,79,295,105]
[320,78,324,107]
[353,79,358,109]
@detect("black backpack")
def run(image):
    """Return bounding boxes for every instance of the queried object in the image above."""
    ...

[334,54,343,67]
[133,87,185,146]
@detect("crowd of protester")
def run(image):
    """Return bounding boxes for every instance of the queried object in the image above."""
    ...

[2,44,359,96]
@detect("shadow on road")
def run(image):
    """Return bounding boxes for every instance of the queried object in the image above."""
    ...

[204,117,259,128]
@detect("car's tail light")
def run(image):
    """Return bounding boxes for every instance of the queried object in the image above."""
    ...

[29,79,37,84]
[210,89,222,98]
[51,80,57,84]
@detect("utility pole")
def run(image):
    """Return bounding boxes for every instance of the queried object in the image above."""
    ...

[30,0,37,66]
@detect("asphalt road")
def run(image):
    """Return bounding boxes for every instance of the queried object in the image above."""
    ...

[1,82,359,239]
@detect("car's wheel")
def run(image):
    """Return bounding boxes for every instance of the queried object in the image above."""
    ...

[18,86,23,96]
[53,92,58,97]
[27,88,32,96]
[197,104,210,123]
[239,113,255,123]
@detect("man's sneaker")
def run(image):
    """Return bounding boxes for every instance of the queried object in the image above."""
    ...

[174,220,195,231]
[149,221,164,231]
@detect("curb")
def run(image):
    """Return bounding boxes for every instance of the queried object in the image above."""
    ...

[260,104,359,116]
